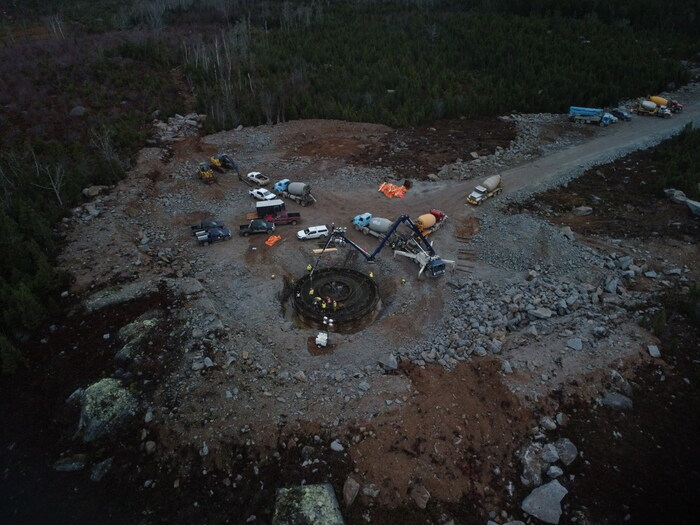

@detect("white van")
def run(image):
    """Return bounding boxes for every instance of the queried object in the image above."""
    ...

[297,225,329,240]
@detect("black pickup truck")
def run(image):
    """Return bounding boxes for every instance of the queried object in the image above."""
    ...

[239,219,275,237]
[191,220,225,234]
[196,228,232,245]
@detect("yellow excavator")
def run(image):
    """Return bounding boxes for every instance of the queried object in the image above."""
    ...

[209,153,241,175]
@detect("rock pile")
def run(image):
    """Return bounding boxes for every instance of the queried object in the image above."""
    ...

[148,112,206,145]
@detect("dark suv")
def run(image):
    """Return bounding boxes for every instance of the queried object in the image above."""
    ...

[610,108,632,121]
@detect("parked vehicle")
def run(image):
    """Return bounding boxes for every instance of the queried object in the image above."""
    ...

[249,188,277,201]
[196,228,232,245]
[568,106,615,126]
[263,211,301,225]
[210,153,240,174]
[246,172,270,186]
[255,199,286,218]
[467,175,503,206]
[610,108,632,121]
[198,162,216,184]
[297,225,329,240]
[191,220,225,234]
[239,219,275,236]
[634,100,672,118]
[648,95,683,113]
[352,213,394,239]
[414,209,448,235]
[273,179,316,206]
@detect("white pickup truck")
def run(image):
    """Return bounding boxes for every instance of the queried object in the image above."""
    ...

[246,171,270,186]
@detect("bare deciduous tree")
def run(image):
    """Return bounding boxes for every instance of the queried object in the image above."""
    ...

[30,150,66,207]
[44,14,66,39]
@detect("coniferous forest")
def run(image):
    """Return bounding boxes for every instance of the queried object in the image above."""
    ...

[1,0,699,372]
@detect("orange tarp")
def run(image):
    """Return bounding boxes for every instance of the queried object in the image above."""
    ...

[378,183,407,198]
[265,235,282,246]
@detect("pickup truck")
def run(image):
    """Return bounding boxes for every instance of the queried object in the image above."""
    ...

[239,219,275,236]
[246,172,270,186]
[191,220,225,234]
[263,211,301,225]
[196,228,232,245]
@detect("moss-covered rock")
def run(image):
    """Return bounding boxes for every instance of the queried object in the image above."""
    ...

[76,378,138,442]
[272,483,345,525]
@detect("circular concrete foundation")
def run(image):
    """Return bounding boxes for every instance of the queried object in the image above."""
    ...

[292,268,381,333]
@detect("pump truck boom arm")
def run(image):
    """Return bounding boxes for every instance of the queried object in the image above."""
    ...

[315,215,453,277]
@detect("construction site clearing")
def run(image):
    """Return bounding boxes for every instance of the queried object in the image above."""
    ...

[8,95,700,525]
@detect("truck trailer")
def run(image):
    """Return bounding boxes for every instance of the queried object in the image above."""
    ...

[568,106,615,126]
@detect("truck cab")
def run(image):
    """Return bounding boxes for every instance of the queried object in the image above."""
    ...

[467,186,488,205]
[352,213,373,228]
[274,179,291,193]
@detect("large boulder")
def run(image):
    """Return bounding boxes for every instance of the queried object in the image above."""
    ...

[273,484,344,525]
[664,188,687,204]
[75,378,138,442]
[521,480,568,524]
[686,199,700,217]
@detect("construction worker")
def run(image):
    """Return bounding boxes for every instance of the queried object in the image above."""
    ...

[401,278,406,285]
[309,287,314,296]
[333,300,337,310]
[321,301,327,310]
[306,264,313,273]
[369,271,374,278]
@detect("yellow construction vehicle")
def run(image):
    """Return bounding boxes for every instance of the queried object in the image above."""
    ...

[209,153,240,174]
[197,161,215,184]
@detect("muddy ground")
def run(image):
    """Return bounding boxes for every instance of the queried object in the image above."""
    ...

[1,103,699,525]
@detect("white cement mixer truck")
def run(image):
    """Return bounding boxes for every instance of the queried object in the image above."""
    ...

[467,174,503,206]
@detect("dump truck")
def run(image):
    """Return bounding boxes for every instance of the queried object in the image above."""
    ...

[648,95,683,113]
[568,106,615,126]
[467,175,503,206]
[635,100,672,118]
[352,213,394,239]
[273,179,316,206]
[239,219,275,236]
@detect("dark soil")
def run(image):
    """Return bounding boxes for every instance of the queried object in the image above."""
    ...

[376,118,516,178]
[514,148,700,525]
[557,297,700,525]
[507,149,699,242]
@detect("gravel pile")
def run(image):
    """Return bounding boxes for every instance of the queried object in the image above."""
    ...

[468,212,599,275]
